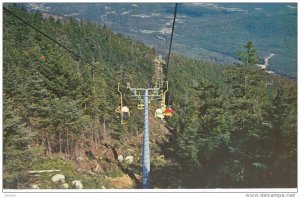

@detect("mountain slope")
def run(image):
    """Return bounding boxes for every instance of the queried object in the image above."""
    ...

[20,2,298,78]
[3,6,297,189]
[3,5,156,189]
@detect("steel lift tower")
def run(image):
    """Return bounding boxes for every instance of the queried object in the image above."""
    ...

[126,82,162,189]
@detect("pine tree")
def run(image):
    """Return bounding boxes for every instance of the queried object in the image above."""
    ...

[172,77,229,187]
[237,41,259,67]
[261,86,297,187]
[3,97,36,188]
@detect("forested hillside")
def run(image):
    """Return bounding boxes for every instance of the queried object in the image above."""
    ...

[3,6,156,189]
[3,6,297,189]
[166,46,297,188]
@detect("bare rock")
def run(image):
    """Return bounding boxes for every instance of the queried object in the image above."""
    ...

[72,180,84,189]
[125,156,134,164]
[61,183,69,189]
[51,174,65,183]
[117,155,124,162]
[31,184,39,189]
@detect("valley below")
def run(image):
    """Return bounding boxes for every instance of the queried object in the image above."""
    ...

[22,3,298,78]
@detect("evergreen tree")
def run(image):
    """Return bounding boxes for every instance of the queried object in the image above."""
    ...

[237,41,259,67]
[3,96,36,188]
[261,86,297,187]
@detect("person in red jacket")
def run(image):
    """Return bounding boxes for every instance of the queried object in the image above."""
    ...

[164,106,174,117]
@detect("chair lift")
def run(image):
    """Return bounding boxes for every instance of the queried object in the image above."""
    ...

[134,90,144,110]
[137,103,144,110]
[162,81,174,119]
[155,90,166,119]
[155,81,174,119]
[162,81,174,118]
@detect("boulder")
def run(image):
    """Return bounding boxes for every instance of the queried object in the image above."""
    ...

[72,180,84,189]
[61,183,69,189]
[31,184,39,189]
[125,156,134,164]
[51,174,65,183]
[117,155,124,162]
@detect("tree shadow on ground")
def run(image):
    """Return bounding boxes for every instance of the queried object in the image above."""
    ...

[151,162,184,189]
[153,134,206,189]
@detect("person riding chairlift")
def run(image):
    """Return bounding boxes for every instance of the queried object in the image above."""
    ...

[155,108,164,120]
[164,106,174,117]
[155,101,166,120]
[121,105,130,120]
